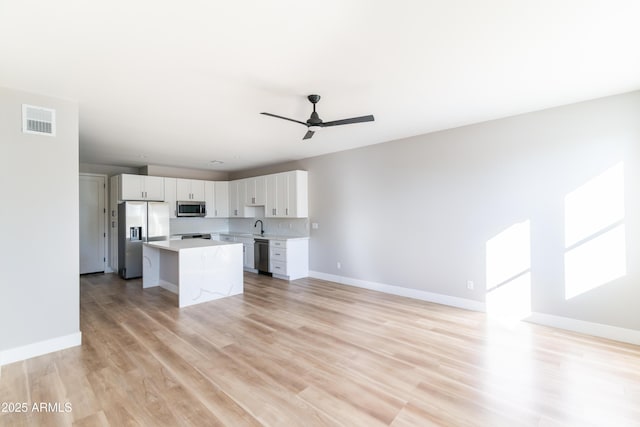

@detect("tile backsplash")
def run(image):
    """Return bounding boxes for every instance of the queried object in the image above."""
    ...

[229,217,310,237]
[169,218,229,235]
[169,216,309,237]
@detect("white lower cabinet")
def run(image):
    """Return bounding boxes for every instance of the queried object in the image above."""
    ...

[213,235,308,279]
[237,237,255,271]
[218,235,256,271]
[269,239,309,280]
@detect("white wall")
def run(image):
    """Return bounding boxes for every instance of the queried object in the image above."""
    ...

[232,91,640,340]
[0,87,81,365]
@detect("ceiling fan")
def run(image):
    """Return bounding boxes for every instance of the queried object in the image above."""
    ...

[261,94,375,140]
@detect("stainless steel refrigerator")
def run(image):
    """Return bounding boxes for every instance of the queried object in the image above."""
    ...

[118,201,170,279]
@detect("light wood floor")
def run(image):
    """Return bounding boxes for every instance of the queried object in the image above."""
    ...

[1,273,639,426]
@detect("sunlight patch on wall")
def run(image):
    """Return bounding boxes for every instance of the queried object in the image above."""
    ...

[486,220,531,321]
[565,224,626,299]
[564,162,626,300]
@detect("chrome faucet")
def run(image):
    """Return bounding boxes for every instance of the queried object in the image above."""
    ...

[254,219,264,236]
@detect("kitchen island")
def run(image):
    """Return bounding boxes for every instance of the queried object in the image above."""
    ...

[143,239,243,308]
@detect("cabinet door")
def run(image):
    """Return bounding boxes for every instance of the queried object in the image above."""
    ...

[236,180,248,217]
[244,243,255,269]
[228,181,239,217]
[164,178,177,218]
[120,174,144,200]
[204,181,215,218]
[285,170,308,217]
[176,179,192,201]
[254,175,266,205]
[275,173,288,217]
[265,174,278,217]
[144,176,165,201]
[245,176,266,206]
[214,181,229,217]
[190,180,205,201]
[245,177,256,205]
[265,173,287,217]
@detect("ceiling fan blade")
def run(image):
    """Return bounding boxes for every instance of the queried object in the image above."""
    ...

[260,112,308,126]
[320,115,375,127]
[303,130,315,140]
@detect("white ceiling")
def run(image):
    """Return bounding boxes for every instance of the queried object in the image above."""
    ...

[2,1,640,172]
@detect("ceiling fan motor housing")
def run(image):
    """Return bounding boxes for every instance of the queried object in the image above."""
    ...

[307,94,322,125]
[307,111,322,125]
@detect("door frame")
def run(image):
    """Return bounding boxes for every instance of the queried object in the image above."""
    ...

[79,173,109,274]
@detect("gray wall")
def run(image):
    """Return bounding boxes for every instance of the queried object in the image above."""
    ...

[141,164,228,181]
[233,91,640,332]
[0,87,80,354]
[79,162,139,176]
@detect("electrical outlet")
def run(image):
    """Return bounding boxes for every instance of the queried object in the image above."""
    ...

[467,280,474,290]
[312,222,319,229]
[337,261,341,269]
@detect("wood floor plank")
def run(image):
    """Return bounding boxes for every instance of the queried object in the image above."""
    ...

[1,272,639,426]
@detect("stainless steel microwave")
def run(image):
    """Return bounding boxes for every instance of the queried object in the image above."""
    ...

[176,201,206,217]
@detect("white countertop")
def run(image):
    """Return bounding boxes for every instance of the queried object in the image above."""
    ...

[145,239,241,252]
[216,232,310,241]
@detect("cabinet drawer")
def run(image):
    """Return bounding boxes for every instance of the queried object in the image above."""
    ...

[269,239,286,248]
[270,260,287,275]
[270,247,286,262]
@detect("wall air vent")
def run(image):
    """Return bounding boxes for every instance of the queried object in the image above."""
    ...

[22,104,56,136]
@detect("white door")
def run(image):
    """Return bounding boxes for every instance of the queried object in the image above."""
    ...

[80,174,106,274]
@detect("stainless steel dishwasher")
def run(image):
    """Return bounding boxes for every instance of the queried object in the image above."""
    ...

[254,239,270,273]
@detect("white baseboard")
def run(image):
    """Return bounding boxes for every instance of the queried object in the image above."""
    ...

[308,271,486,312]
[159,279,179,294]
[308,271,640,346]
[526,313,640,346]
[0,332,82,367]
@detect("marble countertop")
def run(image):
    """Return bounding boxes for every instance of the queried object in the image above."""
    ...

[216,232,309,241]
[145,239,241,252]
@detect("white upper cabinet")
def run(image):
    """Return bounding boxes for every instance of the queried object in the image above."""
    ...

[204,181,230,218]
[176,179,205,201]
[265,171,308,218]
[286,170,308,218]
[214,181,229,217]
[245,175,266,206]
[164,178,177,218]
[266,173,287,217]
[119,174,165,201]
[229,179,250,217]
[117,171,306,218]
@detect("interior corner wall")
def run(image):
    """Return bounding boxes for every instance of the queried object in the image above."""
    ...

[0,87,80,365]
[234,91,640,336]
